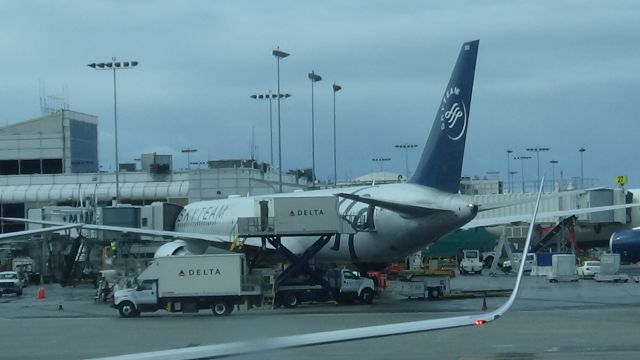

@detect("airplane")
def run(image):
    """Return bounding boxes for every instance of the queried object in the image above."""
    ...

[0,39,482,266]
[609,191,640,263]
[2,39,639,271]
[90,180,548,360]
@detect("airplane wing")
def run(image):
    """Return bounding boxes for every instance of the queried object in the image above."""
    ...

[90,181,546,360]
[462,202,640,229]
[0,217,227,243]
[336,193,451,217]
[0,224,84,243]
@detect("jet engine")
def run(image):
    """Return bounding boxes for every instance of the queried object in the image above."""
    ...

[154,240,190,257]
[153,239,210,258]
[610,229,640,263]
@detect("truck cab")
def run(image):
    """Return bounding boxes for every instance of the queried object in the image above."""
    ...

[0,271,24,297]
[114,280,160,316]
[327,269,375,303]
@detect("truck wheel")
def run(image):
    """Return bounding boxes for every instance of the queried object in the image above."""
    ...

[118,301,138,318]
[212,302,230,316]
[282,293,298,308]
[427,288,440,300]
[359,288,374,304]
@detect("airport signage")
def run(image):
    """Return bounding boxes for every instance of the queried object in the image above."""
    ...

[615,175,628,185]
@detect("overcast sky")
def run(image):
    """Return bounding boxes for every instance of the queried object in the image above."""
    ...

[2,1,639,188]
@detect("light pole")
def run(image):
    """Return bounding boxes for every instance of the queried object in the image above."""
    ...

[514,156,532,193]
[250,91,277,167]
[250,90,291,166]
[395,144,418,180]
[550,160,559,191]
[273,47,289,193]
[332,83,342,186]
[308,71,322,184]
[506,149,513,192]
[510,171,518,190]
[181,147,197,170]
[88,58,139,204]
[372,157,391,172]
[526,147,550,189]
[579,148,586,188]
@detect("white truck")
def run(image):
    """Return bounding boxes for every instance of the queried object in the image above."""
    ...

[275,269,375,307]
[0,271,25,297]
[457,249,483,275]
[396,273,451,300]
[113,254,261,317]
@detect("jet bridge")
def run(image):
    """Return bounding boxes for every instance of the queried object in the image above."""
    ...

[235,195,355,292]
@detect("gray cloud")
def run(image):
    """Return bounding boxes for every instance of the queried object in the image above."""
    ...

[1,0,639,186]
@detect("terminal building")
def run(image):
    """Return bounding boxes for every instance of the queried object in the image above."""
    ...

[0,110,310,234]
[0,110,98,175]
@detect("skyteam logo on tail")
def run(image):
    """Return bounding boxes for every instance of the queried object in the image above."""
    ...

[440,87,467,141]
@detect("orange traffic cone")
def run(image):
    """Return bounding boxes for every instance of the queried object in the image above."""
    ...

[36,287,46,299]
[481,293,488,311]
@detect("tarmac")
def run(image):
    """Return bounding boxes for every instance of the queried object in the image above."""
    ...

[1,266,640,360]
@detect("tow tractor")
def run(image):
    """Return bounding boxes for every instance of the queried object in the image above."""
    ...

[457,249,483,275]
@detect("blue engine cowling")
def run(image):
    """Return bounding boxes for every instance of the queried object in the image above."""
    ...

[610,229,640,263]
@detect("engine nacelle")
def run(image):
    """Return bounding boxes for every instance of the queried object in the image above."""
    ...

[610,229,640,263]
[153,239,210,258]
[154,240,190,258]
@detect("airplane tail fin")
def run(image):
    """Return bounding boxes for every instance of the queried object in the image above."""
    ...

[409,40,479,193]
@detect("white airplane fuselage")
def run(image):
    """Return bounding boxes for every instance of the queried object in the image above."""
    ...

[173,183,477,264]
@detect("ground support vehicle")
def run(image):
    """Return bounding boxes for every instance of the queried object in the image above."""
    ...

[594,254,629,282]
[503,253,536,273]
[0,271,24,297]
[275,269,375,308]
[396,273,450,300]
[113,254,262,317]
[547,254,579,283]
[457,249,483,275]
